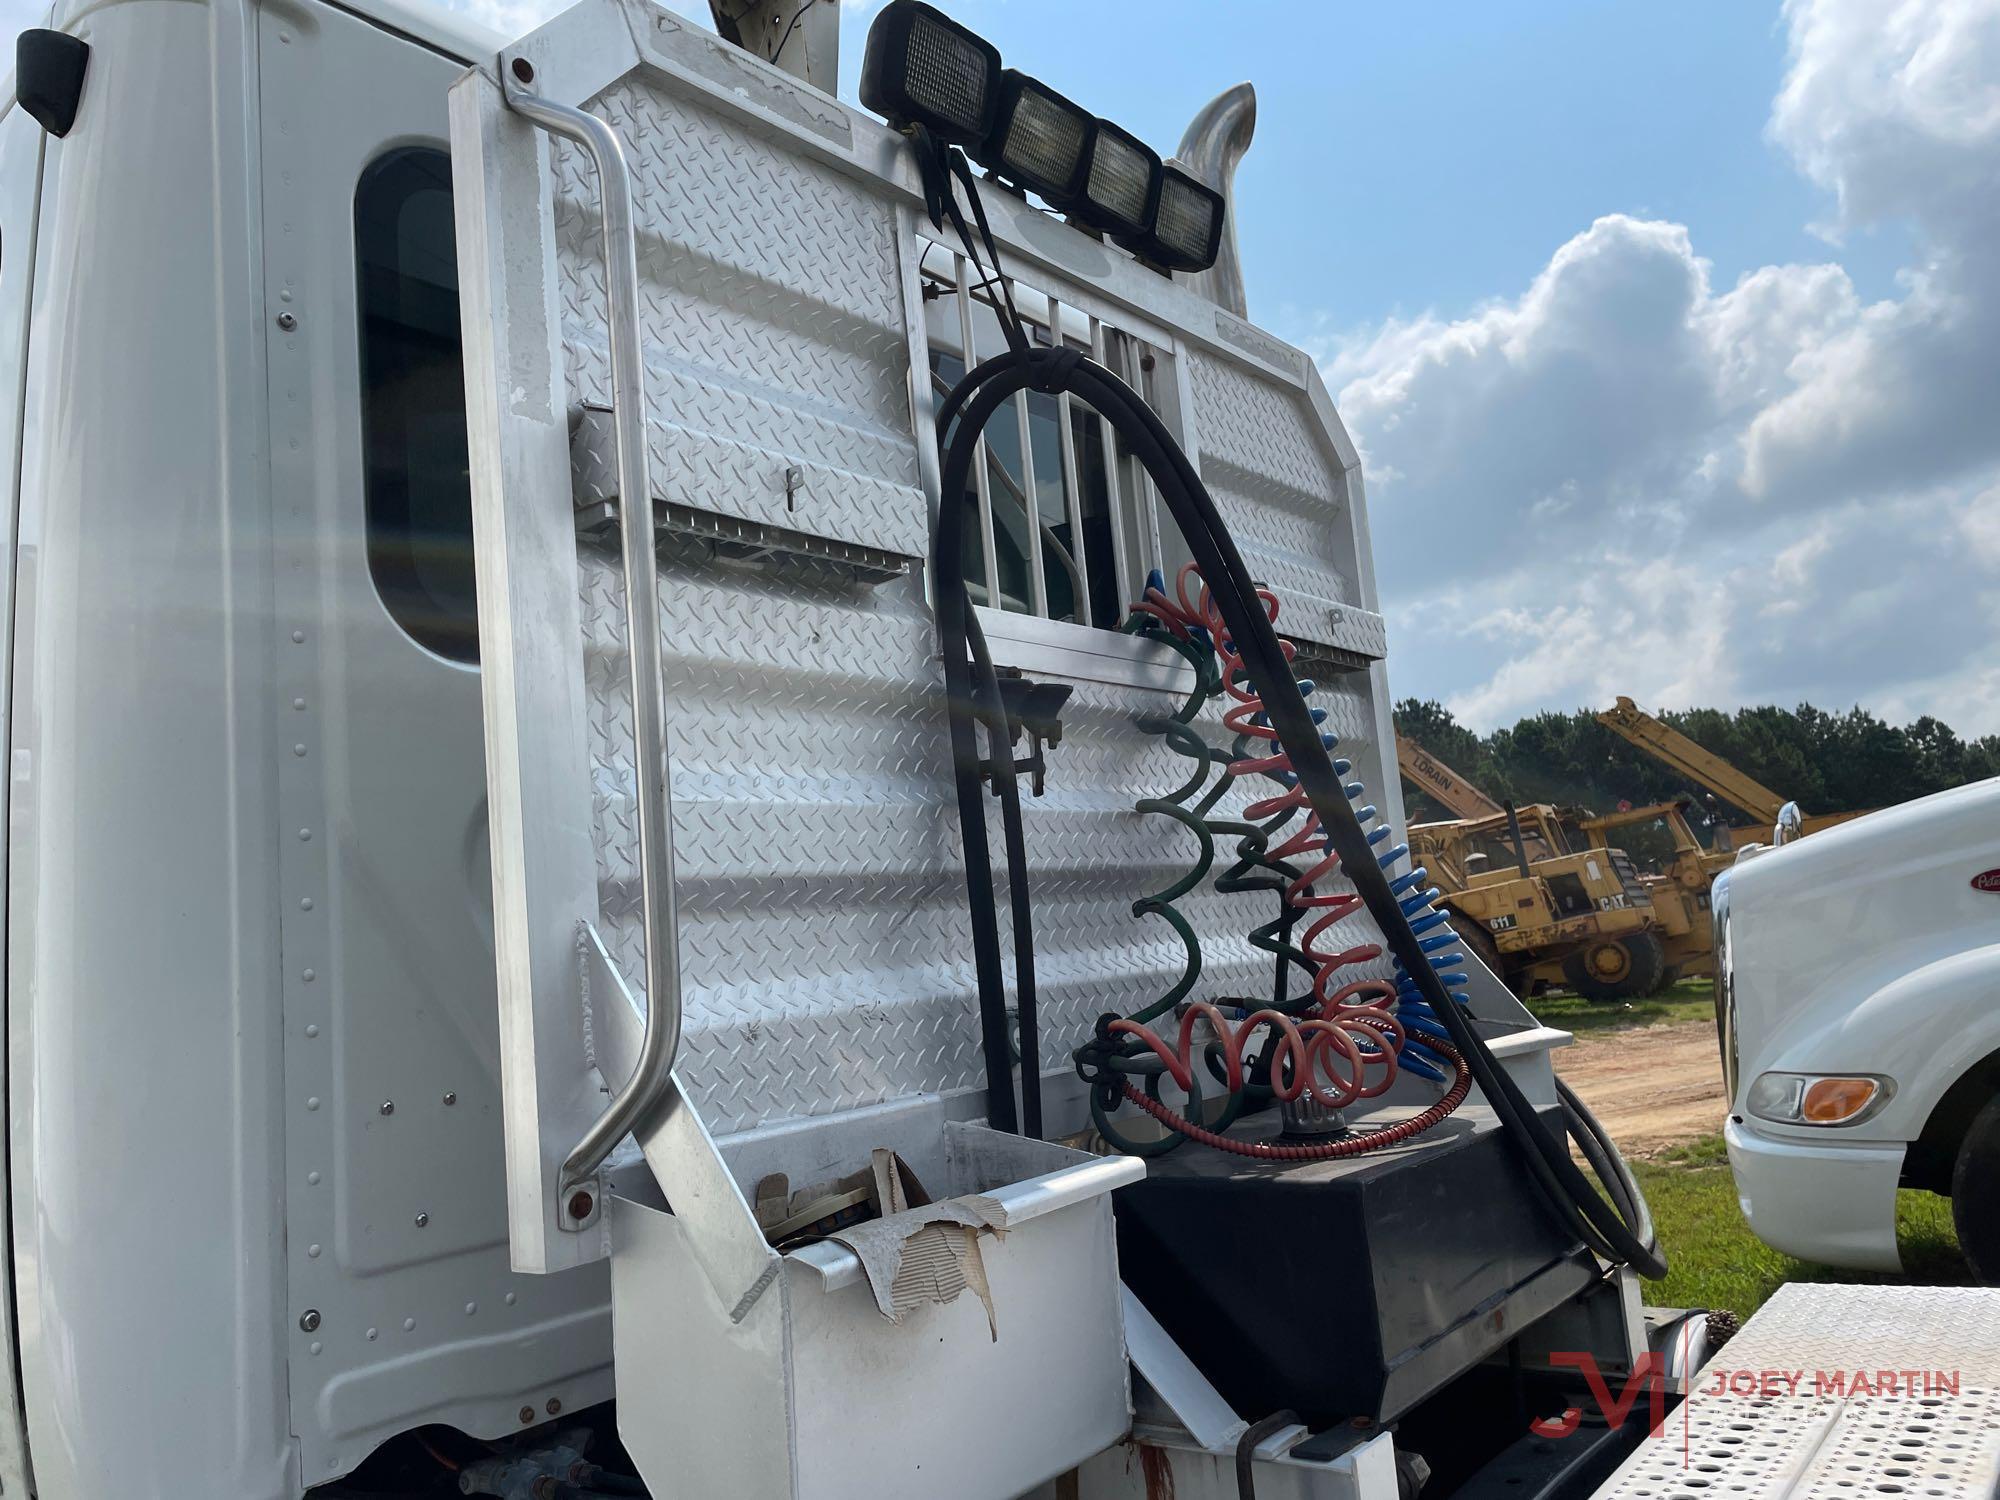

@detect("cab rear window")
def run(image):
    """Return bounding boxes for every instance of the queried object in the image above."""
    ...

[355,146,477,662]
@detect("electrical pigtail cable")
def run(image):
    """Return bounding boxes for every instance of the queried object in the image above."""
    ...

[917,137,1663,1277]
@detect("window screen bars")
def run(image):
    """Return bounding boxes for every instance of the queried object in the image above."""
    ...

[924,247,1167,630]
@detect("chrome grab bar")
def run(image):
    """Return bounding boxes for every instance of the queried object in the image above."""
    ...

[504,82,684,1191]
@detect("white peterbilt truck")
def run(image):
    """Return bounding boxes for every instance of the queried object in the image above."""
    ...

[1717,780,2000,1279]
[0,0,1992,1497]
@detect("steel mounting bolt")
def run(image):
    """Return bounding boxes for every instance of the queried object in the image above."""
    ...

[518,1405,536,1425]
[442,1091,457,1106]
[275,311,298,331]
[546,1398,563,1416]
[567,1189,595,1222]
[380,1100,394,1116]
[299,1309,321,1332]
[414,1211,430,1228]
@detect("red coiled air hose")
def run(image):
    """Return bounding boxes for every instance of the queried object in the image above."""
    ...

[1107,1000,1381,1110]
[1139,564,1407,1099]
[1120,1038,1472,1161]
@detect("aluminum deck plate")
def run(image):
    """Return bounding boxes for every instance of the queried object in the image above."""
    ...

[1595,1284,2000,1500]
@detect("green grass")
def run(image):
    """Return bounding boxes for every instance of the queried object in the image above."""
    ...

[1531,977,1717,1035]
[1630,1134,1972,1320]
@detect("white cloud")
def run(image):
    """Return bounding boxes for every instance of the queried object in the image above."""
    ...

[1770,0,2000,231]
[1964,483,2000,566]
[1445,556,1739,730]
[1317,0,2000,736]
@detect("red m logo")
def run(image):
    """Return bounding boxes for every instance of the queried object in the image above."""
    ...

[1529,1353,1668,1439]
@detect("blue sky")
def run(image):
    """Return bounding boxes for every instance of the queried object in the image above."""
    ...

[835,0,2000,737]
[842,1,1909,330]
[7,0,1995,734]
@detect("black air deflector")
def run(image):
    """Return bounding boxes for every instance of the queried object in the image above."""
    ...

[17,30,89,138]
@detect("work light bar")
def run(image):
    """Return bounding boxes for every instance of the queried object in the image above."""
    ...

[986,71,1094,201]
[859,0,1002,147]
[1119,164,1226,273]
[858,2,1226,273]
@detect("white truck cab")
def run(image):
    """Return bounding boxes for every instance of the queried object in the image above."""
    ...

[1718,776,2000,1279]
[0,0,1650,1493]
[1,0,1993,1495]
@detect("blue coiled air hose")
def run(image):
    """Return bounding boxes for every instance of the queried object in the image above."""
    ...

[1233,616,1468,1084]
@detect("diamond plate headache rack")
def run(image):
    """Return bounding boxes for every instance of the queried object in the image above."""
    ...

[449,0,1393,1278]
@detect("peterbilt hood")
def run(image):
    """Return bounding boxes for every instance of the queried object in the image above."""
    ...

[1723,776,2000,1090]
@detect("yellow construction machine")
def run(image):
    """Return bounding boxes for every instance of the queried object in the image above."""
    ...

[1569,798,1724,987]
[1595,696,1871,848]
[1409,802,1664,1000]
[1397,736,1680,999]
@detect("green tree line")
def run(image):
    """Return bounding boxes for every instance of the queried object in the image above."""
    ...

[1393,699,2000,832]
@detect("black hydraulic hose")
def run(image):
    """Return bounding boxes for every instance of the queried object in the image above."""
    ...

[1558,1073,1659,1261]
[919,133,1048,1139]
[935,345,1666,1277]
[967,605,1043,1136]
[934,526,1019,1134]
[932,392,1043,1137]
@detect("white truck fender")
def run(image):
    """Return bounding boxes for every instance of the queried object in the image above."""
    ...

[1760,943,2000,1145]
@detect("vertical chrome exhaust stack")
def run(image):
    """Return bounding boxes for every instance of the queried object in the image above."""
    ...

[1173,82,1256,316]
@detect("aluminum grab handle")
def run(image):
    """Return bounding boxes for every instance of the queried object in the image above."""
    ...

[504,85,684,1189]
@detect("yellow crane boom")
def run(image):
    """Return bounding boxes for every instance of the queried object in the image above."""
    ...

[1594,696,1785,826]
[1594,696,1870,840]
[1396,736,1506,820]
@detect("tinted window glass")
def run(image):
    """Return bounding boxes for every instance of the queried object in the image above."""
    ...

[356,147,476,661]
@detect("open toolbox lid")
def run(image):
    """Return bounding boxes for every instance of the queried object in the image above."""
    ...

[448,0,1393,1277]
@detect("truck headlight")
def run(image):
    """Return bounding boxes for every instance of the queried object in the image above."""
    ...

[1746,1072,1894,1126]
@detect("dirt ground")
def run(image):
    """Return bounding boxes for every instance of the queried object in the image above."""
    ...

[1554,1020,1728,1158]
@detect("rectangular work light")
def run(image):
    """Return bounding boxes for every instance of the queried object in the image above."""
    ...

[1066,120,1161,241]
[859,0,1002,148]
[983,71,1095,201]
[1119,164,1226,273]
